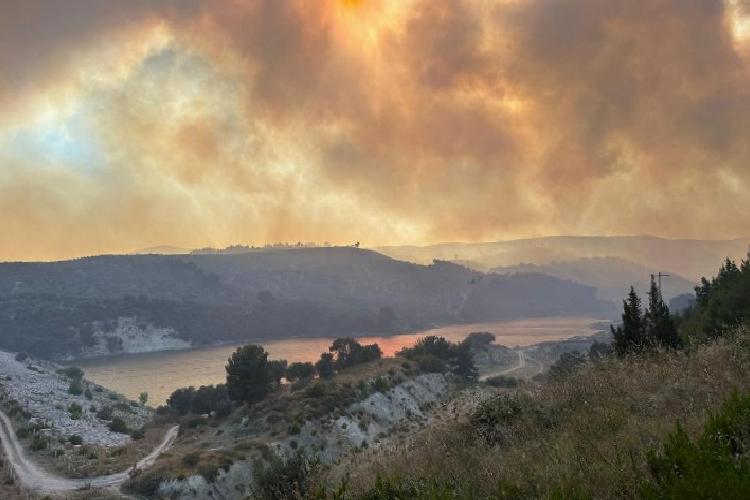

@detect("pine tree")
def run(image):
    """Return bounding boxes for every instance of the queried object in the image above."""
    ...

[645,277,682,349]
[612,287,646,355]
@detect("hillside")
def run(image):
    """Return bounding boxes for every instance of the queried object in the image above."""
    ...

[378,235,750,282]
[492,256,696,302]
[327,328,750,499]
[0,248,614,359]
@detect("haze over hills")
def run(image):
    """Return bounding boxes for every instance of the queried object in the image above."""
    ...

[377,235,750,282]
[492,257,696,303]
[0,248,613,360]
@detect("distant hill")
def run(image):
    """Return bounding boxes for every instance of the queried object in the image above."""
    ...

[492,257,696,302]
[377,235,750,282]
[0,248,614,359]
[134,246,190,255]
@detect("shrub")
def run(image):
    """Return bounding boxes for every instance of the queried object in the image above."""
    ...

[84,389,93,400]
[123,469,167,497]
[108,417,128,434]
[62,366,84,380]
[484,375,519,388]
[547,351,587,381]
[68,403,83,420]
[96,406,113,420]
[288,423,302,435]
[15,427,30,439]
[14,352,28,362]
[286,362,316,382]
[305,382,326,398]
[371,376,391,393]
[68,381,84,396]
[415,354,446,374]
[68,435,83,445]
[642,391,750,498]
[252,451,319,500]
[469,393,543,446]
[182,451,201,466]
[30,435,49,451]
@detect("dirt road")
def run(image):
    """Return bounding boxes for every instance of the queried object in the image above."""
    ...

[0,408,177,493]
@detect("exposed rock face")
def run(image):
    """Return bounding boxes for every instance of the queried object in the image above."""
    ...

[80,317,191,358]
[158,374,450,499]
[0,351,151,447]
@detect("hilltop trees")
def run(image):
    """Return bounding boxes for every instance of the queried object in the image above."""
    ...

[286,362,316,382]
[398,335,478,379]
[315,353,336,379]
[329,337,382,370]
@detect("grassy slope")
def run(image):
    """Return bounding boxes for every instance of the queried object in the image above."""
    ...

[330,327,750,499]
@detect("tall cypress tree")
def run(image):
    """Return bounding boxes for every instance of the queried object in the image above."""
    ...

[612,286,646,355]
[645,277,682,349]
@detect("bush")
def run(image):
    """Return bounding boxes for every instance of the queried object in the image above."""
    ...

[484,375,519,388]
[14,352,28,362]
[371,376,391,393]
[68,381,84,396]
[642,391,750,498]
[252,451,319,500]
[469,393,547,446]
[16,427,30,439]
[30,435,49,451]
[68,435,83,445]
[84,389,93,400]
[305,382,326,398]
[108,417,129,434]
[123,469,167,497]
[547,351,587,381]
[96,406,113,420]
[415,354,446,374]
[62,366,84,381]
[182,451,201,466]
[68,403,83,420]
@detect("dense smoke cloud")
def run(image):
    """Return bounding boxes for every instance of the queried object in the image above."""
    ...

[0,0,749,260]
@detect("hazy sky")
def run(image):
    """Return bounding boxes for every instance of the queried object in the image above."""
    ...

[1,0,750,261]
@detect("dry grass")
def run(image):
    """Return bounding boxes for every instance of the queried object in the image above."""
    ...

[329,328,750,499]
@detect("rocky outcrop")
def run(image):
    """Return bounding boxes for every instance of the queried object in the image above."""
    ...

[158,374,450,499]
[80,317,191,358]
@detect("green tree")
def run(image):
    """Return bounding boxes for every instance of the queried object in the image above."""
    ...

[611,287,647,355]
[315,352,335,378]
[462,331,496,351]
[139,392,148,405]
[226,345,273,405]
[329,338,381,370]
[645,277,682,349]
[268,359,288,385]
[286,362,316,382]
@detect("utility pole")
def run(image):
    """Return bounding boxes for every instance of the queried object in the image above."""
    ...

[650,272,671,293]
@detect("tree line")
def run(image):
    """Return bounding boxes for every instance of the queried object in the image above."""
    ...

[611,251,750,357]
[164,333,479,417]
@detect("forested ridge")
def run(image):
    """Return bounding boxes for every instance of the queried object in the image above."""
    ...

[0,248,613,359]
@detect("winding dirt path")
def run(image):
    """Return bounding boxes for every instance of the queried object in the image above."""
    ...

[0,408,177,493]
[479,350,526,381]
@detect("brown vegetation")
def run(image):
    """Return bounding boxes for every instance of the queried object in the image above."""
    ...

[326,327,750,499]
